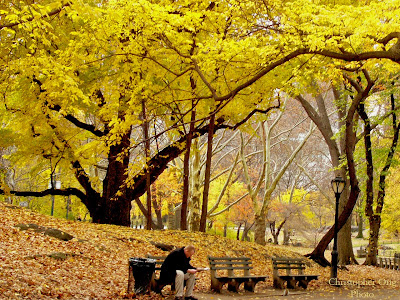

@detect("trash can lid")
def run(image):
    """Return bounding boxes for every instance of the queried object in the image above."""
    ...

[129,257,156,265]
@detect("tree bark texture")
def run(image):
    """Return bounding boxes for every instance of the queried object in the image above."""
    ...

[236,223,242,240]
[283,225,290,245]
[364,216,381,265]
[269,222,279,244]
[152,184,163,229]
[254,214,267,246]
[356,212,364,239]
[338,188,357,265]
[167,203,176,230]
[241,222,253,242]
[95,130,132,226]
[188,139,202,231]
[142,98,152,230]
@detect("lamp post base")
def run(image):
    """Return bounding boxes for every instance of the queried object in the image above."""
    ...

[330,250,339,286]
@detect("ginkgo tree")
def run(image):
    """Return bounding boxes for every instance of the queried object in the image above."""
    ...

[0,0,282,227]
[1,0,400,231]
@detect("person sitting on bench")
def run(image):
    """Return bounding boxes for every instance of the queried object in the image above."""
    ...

[159,245,198,300]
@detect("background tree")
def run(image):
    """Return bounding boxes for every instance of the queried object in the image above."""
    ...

[356,80,400,266]
[296,84,356,265]
[239,100,316,245]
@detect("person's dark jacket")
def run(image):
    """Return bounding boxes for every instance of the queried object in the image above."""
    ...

[158,247,194,284]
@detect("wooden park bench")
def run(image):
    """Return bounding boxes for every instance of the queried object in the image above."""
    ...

[145,254,171,292]
[272,257,319,289]
[378,256,400,270]
[208,256,267,293]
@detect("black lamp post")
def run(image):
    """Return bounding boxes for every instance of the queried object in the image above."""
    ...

[330,175,346,282]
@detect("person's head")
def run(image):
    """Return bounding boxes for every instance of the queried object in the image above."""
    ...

[184,245,195,258]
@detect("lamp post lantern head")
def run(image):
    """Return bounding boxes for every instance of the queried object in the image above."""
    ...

[331,176,345,195]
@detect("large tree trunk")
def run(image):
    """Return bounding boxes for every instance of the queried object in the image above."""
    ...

[283,225,290,245]
[338,188,357,265]
[364,215,381,265]
[91,194,132,226]
[96,131,132,226]
[254,214,267,246]
[338,218,355,265]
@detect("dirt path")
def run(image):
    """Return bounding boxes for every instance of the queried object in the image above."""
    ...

[162,287,400,300]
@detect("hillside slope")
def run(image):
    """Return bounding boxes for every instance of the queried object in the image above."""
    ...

[0,202,398,299]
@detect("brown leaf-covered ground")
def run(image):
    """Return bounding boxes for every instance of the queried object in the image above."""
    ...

[0,202,399,299]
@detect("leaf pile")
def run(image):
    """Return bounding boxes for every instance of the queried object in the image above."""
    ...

[0,202,399,299]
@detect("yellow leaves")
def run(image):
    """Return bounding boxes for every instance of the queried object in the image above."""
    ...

[279,0,400,62]
[4,13,19,24]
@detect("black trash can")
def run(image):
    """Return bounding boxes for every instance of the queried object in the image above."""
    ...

[128,257,156,294]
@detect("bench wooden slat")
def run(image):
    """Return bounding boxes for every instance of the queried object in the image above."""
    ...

[273,264,305,267]
[215,275,266,280]
[210,266,252,271]
[273,257,305,261]
[279,275,319,280]
[273,266,305,270]
[146,255,167,271]
[208,256,250,260]
[273,261,305,264]
[209,261,252,265]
